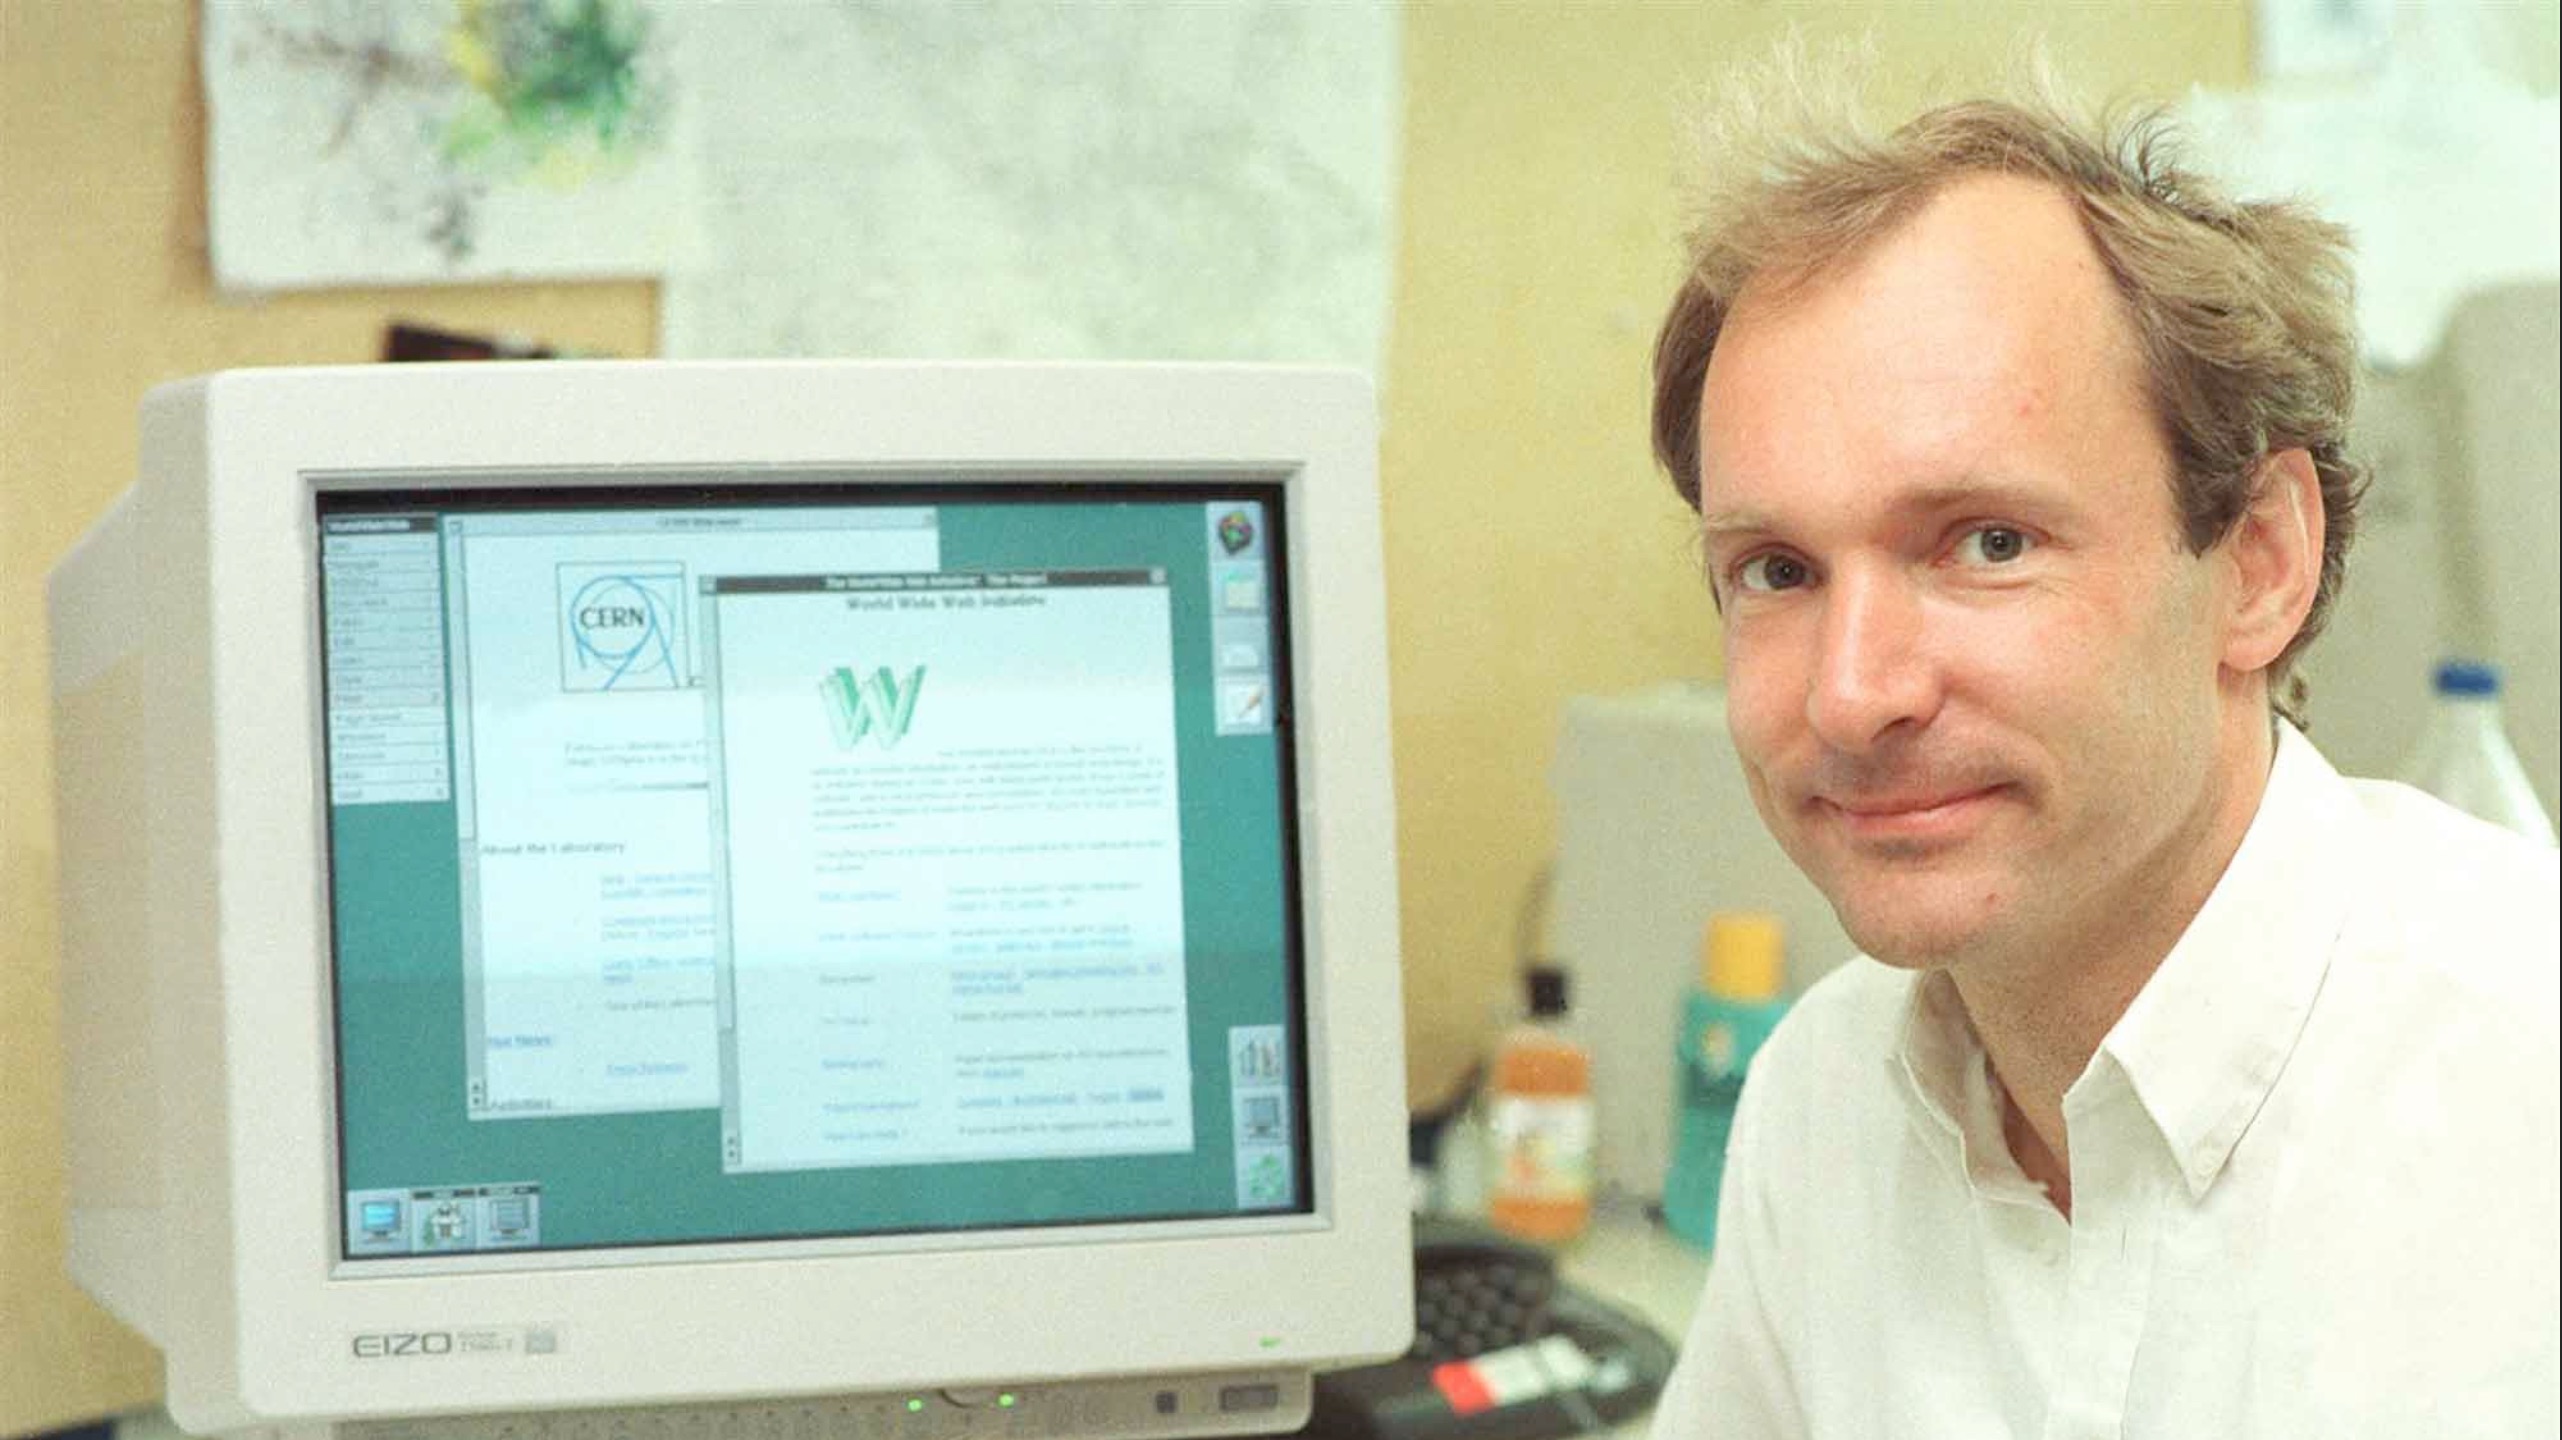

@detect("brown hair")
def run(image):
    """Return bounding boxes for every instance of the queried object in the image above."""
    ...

[1651,64,2366,723]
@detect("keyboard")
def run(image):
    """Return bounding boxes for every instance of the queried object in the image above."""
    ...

[1300,1219,1677,1440]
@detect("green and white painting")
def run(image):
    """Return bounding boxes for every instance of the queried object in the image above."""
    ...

[204,0,697,289]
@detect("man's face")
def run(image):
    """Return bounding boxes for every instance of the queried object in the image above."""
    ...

[1696,175,2244,970]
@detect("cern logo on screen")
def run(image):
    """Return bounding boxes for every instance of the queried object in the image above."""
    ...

[556,563,688,692]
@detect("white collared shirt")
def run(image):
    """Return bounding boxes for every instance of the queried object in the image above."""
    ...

[1649,726,2561,1438]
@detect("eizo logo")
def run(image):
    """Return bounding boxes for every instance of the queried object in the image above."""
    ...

[820,665,926,749]
[352,1331,453,1359]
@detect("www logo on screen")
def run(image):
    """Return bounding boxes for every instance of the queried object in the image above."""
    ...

[820,665,926,750]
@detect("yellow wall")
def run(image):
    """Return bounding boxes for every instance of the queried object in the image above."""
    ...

[0,6,654,1430]
[0,3,2243,1429]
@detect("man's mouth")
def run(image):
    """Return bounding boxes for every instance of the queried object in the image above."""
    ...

[1816,785,2006,842]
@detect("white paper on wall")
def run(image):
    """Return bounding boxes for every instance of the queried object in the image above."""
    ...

[2184,1,2560,369]
[203,0,700,291]
[659,0,1399,371]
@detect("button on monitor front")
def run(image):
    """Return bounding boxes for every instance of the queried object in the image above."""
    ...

[1218,1384,1280,1414]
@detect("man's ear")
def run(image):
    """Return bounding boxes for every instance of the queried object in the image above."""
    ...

[2220,448,2324,674]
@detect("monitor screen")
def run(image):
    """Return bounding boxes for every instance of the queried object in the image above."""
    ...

[317,481,1312,1263]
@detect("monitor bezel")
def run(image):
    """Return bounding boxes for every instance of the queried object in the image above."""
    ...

[158,362,1407,1428]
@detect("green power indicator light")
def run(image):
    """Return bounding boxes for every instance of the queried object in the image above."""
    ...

[997,1394,1017,1408]
[906,1399,926,1414]
[1259,1337,1282,1350]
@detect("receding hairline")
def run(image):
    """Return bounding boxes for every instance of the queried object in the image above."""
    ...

[1695,169,2171,490]
[1711,167,2140,336]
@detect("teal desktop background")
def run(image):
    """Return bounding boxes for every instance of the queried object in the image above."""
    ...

[325,488,1303,1255]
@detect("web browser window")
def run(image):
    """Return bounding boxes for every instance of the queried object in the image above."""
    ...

[703,568,1195,1173]
[315,481,1307,1263]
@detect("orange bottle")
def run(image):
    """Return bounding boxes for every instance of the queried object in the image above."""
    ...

[1484,966,1596,1244]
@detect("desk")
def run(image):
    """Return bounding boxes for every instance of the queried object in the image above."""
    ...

[1553,1203,1709,1348]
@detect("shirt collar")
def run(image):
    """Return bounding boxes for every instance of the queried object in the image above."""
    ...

[1891,721,2360,1200]
[1893,967,2055,1204]
[2098,721,2359,1198]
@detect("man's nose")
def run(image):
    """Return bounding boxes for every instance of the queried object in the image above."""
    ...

[1804,566,1939,753]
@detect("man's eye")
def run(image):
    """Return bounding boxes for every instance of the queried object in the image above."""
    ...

[1735,553,1811,593]
[1955,526,2035,566]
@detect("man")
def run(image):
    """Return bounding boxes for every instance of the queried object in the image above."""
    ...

[1643,84,2560,1437]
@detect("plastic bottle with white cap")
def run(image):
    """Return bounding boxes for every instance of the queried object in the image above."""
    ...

[2396,659,2557,847]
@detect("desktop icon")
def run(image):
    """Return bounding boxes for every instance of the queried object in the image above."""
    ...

[1217,510,1257,555]
[359,1199,403,1239]
[1237,1040,1280,1084]
[1239,1151,1292,1207]
[419,1198,475,1251]
[1218,569,1266,615]
[1240,1094,1284,1144]
[488,1195,533,1237]
[346,1190,418,1256]
[1220,680,1268,729]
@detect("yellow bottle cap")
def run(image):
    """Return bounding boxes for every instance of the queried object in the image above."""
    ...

[1702,911,1785,1002]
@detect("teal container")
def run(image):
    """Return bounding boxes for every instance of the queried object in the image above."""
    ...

[1661,987,1787,1251]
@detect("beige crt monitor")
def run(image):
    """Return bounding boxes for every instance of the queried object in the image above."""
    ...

[49,362,1411,1440]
